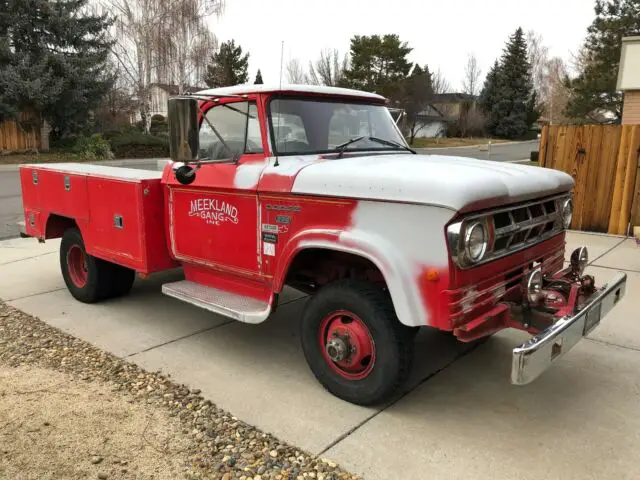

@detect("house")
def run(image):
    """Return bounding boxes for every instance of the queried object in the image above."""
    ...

[131,83,204,123]
[413,93,478,137]
[618,36,640,124]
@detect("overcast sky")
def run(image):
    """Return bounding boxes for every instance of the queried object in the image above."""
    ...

[212,0,595,91]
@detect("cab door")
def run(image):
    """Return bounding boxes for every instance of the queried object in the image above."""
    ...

[167,99,267,277]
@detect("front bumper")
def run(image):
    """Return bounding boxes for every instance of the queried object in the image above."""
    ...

[511,271,627,385]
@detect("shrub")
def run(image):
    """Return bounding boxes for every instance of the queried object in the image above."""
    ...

[72,134,114,161]
[108,132,169,158]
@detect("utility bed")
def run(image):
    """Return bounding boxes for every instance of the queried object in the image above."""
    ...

[19,163,176,274]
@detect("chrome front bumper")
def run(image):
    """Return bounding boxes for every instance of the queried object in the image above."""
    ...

[511,272,627,385]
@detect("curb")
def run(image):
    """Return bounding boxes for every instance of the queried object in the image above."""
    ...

[416,139,538,151]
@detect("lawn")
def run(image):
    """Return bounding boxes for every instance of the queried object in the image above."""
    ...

[408,137,511,148]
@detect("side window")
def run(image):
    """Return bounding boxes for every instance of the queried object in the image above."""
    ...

[245,103,263,153]
[198,101,263,161]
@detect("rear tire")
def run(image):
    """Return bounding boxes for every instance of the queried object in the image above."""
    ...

[300,280,414,406]
[60,228,135,303]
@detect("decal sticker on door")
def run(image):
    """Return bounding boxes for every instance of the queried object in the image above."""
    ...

[188,198,238,226]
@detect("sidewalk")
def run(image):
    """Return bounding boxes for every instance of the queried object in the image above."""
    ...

[1,232,639,480]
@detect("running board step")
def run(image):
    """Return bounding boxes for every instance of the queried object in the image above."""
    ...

[161,280,271,324]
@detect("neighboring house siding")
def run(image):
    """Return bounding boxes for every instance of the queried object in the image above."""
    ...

[150,86,169,118]
[622,90,640,124]
[414,121,447,138]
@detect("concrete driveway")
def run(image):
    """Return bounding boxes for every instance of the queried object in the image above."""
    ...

[1,231,638,479]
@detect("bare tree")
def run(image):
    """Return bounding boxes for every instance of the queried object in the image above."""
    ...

[105,0,224,133]
[526,30,550,103]
[155,0,223,92]
[544,56,571,124]
[461,54,482,96]
[286,58,307,84]
[308,49,348,86]
[431,68,451,95]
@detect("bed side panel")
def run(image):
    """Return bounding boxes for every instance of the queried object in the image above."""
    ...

[83,177,146,270]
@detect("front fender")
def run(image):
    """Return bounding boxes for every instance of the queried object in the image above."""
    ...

[274,200,455,328]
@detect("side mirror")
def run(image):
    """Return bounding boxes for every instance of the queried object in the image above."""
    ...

[168,97,199,163]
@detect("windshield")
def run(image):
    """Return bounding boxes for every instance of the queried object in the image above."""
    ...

[268,97,407,156]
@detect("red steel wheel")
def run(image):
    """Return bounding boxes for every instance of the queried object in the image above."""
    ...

[66,244,88,288]
[301,280,415,406]
[319,310,376,380]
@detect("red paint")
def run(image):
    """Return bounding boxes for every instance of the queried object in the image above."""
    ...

[319,310,376,380]
[66,245,88,288]
[424,234,566,333]
[266,195,358,288]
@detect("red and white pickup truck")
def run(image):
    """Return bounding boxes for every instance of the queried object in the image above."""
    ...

[19,84,627,405]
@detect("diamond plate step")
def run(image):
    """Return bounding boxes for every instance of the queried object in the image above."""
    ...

[161,280,271,324]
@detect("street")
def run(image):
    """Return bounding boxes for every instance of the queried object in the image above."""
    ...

[416,139,539,162]
[0,141,538,241]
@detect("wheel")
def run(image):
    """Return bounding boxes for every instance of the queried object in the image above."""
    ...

[300,280,414,406]
[105,263,136,298]
[60,228,134,303]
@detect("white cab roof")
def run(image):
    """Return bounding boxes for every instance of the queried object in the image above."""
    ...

[196,84,386,101]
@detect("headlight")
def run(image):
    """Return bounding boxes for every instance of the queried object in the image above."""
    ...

[561,198,573,229]
[464,222,488,263]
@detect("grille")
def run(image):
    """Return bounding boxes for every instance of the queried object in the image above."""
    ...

[491,197,561,255]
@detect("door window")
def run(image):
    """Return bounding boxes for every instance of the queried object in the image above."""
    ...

[198,101,263,161]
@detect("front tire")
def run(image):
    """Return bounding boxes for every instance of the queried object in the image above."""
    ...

[300,280,414,406]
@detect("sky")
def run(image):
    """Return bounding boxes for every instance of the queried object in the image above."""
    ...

[211,0,595,91]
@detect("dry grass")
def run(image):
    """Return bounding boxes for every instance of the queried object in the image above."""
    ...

[409,137,511,148]
[0,366,190,480]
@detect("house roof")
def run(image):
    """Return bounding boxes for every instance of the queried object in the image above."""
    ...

[196,84,386,101]
[432,92,477,103]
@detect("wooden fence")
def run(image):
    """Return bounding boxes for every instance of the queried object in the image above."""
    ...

[539,124,640,234]
[0,112,42,151]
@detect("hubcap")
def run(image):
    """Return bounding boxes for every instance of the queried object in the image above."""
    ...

[319,310,376,380]
[326,337,348,362]
[67,245,88,288]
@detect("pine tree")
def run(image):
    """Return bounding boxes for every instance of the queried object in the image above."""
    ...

[481,28,536,139]
[479,60,501,133]
[203,40,249,88]
[399,64,434,144]
[565,0,640,122]
[254,69,264,84]
[0,0,114,135]
[341,34,413,99]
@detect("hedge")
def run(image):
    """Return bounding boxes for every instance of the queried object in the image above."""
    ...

[108,132,169,159]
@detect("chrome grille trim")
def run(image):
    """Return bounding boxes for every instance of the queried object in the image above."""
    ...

[449,193,570,269]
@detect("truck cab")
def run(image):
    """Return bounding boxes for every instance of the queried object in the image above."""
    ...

[19,84,627,406]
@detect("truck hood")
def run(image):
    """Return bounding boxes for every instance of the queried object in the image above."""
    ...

[291,153,574,212]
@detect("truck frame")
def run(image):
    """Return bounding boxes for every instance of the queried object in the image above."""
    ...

[19,84,627,405]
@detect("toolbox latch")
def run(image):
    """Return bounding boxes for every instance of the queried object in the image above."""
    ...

[64,175,71,191]
[32,171,38,185]
[113,215,124,229]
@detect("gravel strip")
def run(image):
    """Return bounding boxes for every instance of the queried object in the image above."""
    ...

[0,301,361,480]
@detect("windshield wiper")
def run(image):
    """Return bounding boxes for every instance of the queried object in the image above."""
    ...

[334,136,416,158]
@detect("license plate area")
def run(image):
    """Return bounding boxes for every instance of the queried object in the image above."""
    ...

[583,300,602,335]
